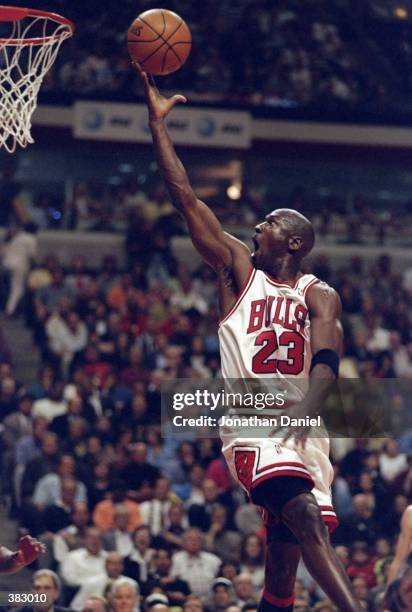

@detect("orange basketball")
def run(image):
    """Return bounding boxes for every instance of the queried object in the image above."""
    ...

[127,9,192,76]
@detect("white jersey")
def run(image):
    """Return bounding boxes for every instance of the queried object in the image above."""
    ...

[218,268,319,400]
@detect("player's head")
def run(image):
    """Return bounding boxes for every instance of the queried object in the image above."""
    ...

[252,209,314,270]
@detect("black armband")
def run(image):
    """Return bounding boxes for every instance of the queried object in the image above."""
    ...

[310,349,339,378]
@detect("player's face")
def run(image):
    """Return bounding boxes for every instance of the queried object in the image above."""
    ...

[252,211,290,269]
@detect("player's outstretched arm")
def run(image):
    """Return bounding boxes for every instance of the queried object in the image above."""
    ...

[387,505,412,586]
[0,536,45,574]
[134,64,250,280]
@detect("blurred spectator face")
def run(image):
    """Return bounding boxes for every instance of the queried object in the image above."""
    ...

[61,477,77,506]
[183,596,203,612]
[212,585,232,608]
[131,443,148,464]
[2,376,16,396]
[105,553,124,579]
[150,606,169,612]
[111,583,138,612]
[133,526,151,550]
[33,416,48,439]
[375,538,391,558]
[94,462,109,481]
[334,546,349,568]
[83,597,107,612]
[243,535,263,563]
[41,432,58,456]
[72,502,90,527]
[211,504,227,528]
[203,479,218,503]
[128,346,142,366]
[153,549,172,575]
[364,452,379,471]
[0,363,12,379]
[168,504,184,526]
[350,544,369,565]
[85,528,103,555]
[68,396,83,415]
[189,464,205,486]
[352,494,373,519]
[352,577,368,600]
[18,395,33,415]
[132,393,147,419]
[87,436,102,456]
[394,495,408,515]
[58,455,76,477]
[154,478,170,501]
[226,608,240,612]
[233,574,255,601]
[220,561,239,581]
[359,472,373,492]
[184,529,203,555]
[114,504,130,531]
[32,572,59,611]
[385,439,400,457]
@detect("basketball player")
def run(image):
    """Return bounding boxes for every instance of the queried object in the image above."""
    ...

[0,535,45,573]
[136,64,361,612]
[387,504,412,586]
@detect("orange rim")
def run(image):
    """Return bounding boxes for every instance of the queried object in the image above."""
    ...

[0,5,74,45]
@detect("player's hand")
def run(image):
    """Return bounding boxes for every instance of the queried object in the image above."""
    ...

[16,535,46,567]
[133,62,187,121]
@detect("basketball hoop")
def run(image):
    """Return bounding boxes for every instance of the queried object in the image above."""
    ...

[0,6,74,153]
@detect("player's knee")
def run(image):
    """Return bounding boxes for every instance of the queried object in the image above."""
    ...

[281,492,327,542]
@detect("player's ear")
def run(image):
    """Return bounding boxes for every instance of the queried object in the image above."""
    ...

[289,235,303,252]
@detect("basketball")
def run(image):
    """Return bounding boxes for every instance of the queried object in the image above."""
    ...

[127,9,192,76]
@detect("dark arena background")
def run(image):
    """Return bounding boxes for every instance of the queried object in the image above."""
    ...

[2,1,412,611]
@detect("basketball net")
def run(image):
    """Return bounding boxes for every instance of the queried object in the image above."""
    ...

[0,7,74,153]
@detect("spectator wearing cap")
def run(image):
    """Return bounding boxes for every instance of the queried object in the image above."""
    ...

[70,551,126,611]
[171,528,220,598]
[145,548,190,605]
[205,577,235,612]
[109,577,140,612]
[144,593,169,611]
[60,527,108,590]
[92,480,141,532]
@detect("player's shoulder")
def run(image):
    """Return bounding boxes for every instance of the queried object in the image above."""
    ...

[402,505,412,529]
[306,279,342,314]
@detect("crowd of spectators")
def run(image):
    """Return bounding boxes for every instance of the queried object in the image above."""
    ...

[1,197,412,610]
[8,0,390,112]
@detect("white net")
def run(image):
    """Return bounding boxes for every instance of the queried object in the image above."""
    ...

[0,9,73,153]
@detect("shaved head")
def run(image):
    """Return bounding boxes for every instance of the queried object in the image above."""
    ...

[269,208,315,258]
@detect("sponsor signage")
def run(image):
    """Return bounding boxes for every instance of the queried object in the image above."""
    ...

[74,101,251,149]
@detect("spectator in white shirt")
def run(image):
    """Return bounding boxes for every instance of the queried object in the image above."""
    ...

[140,478,173,536]
[71,552,126,610]
[379,438,408,484]
[2,223,38,316]
[103,504,133,557]
[171,528,220,598]
[110,577,140,612]
[60,527,107,589]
